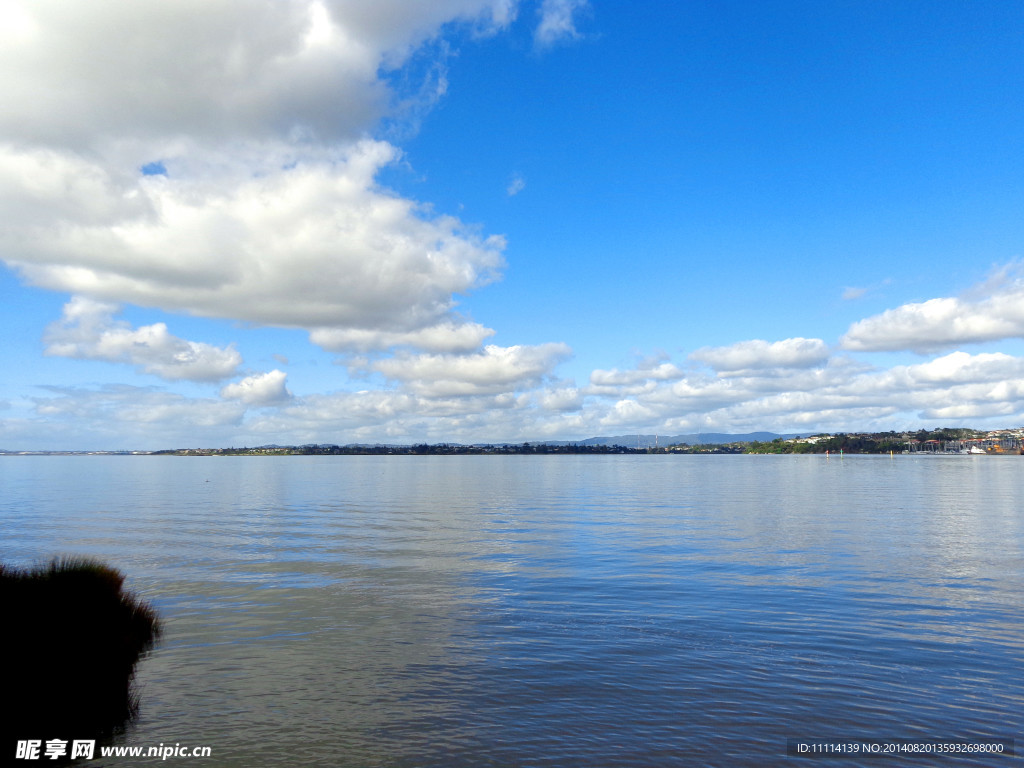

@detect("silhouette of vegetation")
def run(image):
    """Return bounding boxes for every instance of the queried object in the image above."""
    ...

[0,558,161,750]
[156,443,643,455]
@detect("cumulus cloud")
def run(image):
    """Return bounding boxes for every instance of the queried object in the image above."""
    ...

[10,0,1024,447]
[247,349,1024,439]
[589,361,684,395]
[690,338,830,374]
[896,350,1024,386]
[0,0,619,450]
[0,0,516,149]
[0,0,518,355]
[221,370,292,406]
[309,320,495,354]
[372,343,572,396]
[535,0,589,47]
[580,348,1024,436]
[598,398,659,427]
[15,342,1024,449]
[840,269,1024,352]
[4,141,505,338]
[44,296,242,381]
[539,387,583,412]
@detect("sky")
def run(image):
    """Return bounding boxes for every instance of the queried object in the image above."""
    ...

[2,0,1024,450]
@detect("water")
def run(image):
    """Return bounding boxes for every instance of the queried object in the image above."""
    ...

[2,454,1021,766]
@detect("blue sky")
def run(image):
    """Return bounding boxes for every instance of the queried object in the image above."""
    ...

[2,0,1024,450]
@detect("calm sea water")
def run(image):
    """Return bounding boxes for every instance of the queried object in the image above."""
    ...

[2,454,1021,766]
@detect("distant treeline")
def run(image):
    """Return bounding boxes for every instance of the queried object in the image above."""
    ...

[152,428,993,457]
[741,428,976,455]
[743,435,904,454]
[659,443,748,454]
[155,443,643,456]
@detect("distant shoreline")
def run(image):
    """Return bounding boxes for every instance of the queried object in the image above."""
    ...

[4,427,1023,456]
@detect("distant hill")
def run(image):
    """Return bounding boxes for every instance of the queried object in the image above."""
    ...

[565,432,799,449]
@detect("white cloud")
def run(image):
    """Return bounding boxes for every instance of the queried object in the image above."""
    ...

[372,343,572,396]
[245,387,542,445]
[690,338,830,374]
[0,2,374,149]
[43,296,242,382]
[841,286,867,301]
[221,370,292,406]
[0,0,618,450]
[535,0,589,47]
[8,0,1024,447]
[0,0,520,355]
[12,341,1024,450]
[901,350,1024,385]
[0,0,517,149]
[4,141,505,339]
[310,320,495,354]
[588,360,684,394]
[599,398,658,428]
[582,348,1024,436]
[507,174,526,196]
[840,269,1024,352]
[539,387,583,412]
[18,385,247,450]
